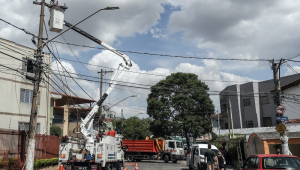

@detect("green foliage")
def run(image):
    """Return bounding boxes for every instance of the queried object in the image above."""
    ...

[34,158,58,169]
[147,73,215,141]
[122,117,153,139]
[50,125,62,137]
[112,119,122,134]
[208,140,223,149]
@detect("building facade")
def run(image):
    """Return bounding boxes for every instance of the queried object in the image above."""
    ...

[0,38,51,134]
[219,73,300,129]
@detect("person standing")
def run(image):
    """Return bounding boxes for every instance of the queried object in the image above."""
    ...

[217,152,225,170]
[204,144,217,170]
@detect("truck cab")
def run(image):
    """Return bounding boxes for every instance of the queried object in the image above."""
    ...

[164,140,184,163]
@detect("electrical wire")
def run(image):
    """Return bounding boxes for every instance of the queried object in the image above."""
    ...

[0,18,37,37]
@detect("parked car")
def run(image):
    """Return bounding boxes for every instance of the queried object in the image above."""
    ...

[241,154,300,170]
[187,144,225,170]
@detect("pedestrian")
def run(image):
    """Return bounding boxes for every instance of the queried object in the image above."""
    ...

[275,147,280,155]
[217,151,225,170]
[204,144,217,170]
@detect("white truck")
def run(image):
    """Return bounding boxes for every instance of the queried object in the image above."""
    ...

[58,14,132,170]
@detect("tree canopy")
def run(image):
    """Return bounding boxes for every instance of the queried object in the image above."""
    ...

[112,117,152,140]
[147,72,214,147]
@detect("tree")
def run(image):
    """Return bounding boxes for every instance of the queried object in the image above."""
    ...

[50,125,62,137]
[147,72,214,149]
[122,117,153,139]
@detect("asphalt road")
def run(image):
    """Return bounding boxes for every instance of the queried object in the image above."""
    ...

[124,160,189,170]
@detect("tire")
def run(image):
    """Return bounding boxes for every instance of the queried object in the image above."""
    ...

[172,160,177,163]
[164,155,169,163]
[127,154,135,162]
[105,163,112,170]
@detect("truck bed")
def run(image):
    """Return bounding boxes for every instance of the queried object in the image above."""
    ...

[123,140,162,153]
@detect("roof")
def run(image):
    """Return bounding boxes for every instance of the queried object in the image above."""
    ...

[51,92,95,106]
[270,78,300,92]
[210,113,221,119]
[286,118,300,124]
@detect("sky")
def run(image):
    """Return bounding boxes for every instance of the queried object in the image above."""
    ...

[1,0,300,118]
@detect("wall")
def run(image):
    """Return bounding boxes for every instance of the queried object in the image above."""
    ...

[0,39,51,134]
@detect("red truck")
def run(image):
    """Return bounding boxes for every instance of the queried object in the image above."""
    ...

[123,138,184,163]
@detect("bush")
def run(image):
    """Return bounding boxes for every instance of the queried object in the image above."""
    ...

[34,158,59,169]
[50,126,62,137]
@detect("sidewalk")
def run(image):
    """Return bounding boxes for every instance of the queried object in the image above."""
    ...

[226,165,237,170]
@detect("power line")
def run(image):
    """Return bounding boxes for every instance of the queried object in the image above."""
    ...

[46,45,95,101]
[0,18,37,37]
[51,40,272,62]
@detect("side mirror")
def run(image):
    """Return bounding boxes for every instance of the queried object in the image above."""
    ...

[126,145,129,151]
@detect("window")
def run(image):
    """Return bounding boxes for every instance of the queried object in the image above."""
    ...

[261,96,269,105]
[262,157,300,169]
[20,89,33,103]
[168,141,175,148]
[176,142,183,148]
[263,117,272,127]
[243,99,251,107]
[19,122,40,134]
[22,58,34,73]
[224,123,229,129]
[246,121,254,128]
[244,157,258,168]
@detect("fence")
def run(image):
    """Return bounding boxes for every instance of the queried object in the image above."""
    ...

[0,130,59,162]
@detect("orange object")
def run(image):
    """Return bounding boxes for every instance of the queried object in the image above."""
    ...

[134,163,138,170]
[61,154,65,158]
[59,163,63,170]
[97,154,102,158]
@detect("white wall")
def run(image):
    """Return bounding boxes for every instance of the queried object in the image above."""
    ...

[283,86,300,120]
[0,38,51,134]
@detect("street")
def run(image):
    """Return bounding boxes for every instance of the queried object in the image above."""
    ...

[124,160,188,170]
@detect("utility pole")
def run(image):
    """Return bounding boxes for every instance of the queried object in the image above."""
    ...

[96,70,113,125]
[226,105,231,138]
[121,109,124,136]
[217,110,220,136]
[25,1,46,169]
[228,99,234,138]
[271,59,289,155]
[26,1,68,169]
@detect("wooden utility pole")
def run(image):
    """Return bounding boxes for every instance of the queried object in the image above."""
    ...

[25,1,46,169]
[271,59,289,155]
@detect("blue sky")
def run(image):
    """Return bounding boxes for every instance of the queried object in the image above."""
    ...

[1,0,300,118]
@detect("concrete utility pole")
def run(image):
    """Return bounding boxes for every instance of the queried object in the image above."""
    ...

[97,70,113,111]
[271,59,289,155]
[228,99,234,138]
[25,1,46,169]
[26,1,68,169]
[226,104,231,138]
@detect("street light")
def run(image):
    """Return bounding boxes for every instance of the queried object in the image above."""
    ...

[109,95,137,109]
[134,113,144,117]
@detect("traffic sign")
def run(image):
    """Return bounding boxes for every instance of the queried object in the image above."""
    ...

[275,122,286,135]
[276,105,286,114]
[276,116,289,122]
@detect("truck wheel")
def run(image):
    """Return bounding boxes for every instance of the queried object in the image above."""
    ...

[164,155,169,163]
[172,160,177,163]
[105,163,112,170]
[127,154,134,162]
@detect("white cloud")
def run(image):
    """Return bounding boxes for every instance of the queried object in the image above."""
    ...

[168,0,300,64]
[0,0,167,55]
[284,66,300,76]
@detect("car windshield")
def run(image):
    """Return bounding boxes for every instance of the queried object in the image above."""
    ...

[262,157,300,169]
[176,142,183,148]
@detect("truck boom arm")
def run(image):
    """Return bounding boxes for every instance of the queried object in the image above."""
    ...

[64,20,132,141]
